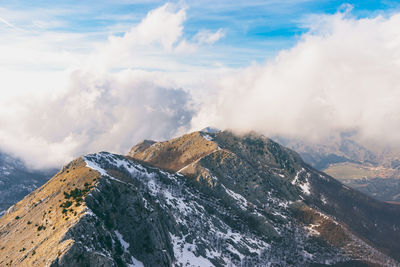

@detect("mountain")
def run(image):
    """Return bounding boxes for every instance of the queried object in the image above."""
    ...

[275,135,400,203]
[274,134,379,171]
[340,177,400,203]
[1,131,400,266]
[0,151,57,216]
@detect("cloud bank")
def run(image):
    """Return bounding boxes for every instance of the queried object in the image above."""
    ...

[1,4,400,168]
[192,10,400,149]
[0,69,194,168]
[0,3,219,168]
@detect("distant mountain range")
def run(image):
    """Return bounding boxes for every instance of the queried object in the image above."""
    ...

[274,134,400,203]
[0,152,57,216]
[1,130,399,266]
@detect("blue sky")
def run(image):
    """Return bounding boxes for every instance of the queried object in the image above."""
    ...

[1,0,399,67]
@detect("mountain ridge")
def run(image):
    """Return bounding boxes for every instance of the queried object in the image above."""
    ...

[0,130,399,266]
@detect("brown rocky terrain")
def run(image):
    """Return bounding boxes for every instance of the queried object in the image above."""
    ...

[128,131,219,172]
[0,159,99,266]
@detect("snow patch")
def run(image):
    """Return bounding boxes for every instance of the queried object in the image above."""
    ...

[321,195,327,205]
[299,180,311,195]
[222,184,248,210]
[291,168,311,195]
[201,133,214,141]
[272,211,287,219]
[305,224,320,236]
[114,230,144,266]
[84,157,108,176]
[115,230,130,252]
[84,153,159,186]
[170,233,214,267]
[84,207,96,217]
[302,250,314,260]
[128,256,144,267]
[291,168,305,185]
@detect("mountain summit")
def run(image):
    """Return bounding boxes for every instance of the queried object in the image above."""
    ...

[1,130,399,266]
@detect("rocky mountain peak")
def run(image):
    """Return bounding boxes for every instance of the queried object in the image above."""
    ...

[128,131,219,172]
[128,140,156,157]
[1,130,400,266]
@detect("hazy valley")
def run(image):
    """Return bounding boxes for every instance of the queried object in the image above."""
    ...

[276,135,400,204]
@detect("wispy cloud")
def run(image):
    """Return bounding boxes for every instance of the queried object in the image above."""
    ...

[193,29,225,44]
[0,16,21,30]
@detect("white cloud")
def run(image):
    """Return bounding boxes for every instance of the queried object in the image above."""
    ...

[87,3,226,71]
[193,29,226,44]
[106,3,185,51]
[0,3,222,169]
[191,11,400,150]
[0,69,194,169]
[0,16,20,30]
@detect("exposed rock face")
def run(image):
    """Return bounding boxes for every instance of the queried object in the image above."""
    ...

[1,130,400,266]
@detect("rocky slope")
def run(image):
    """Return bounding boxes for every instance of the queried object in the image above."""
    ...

[0,131,400,266]
[0,152,56,216]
